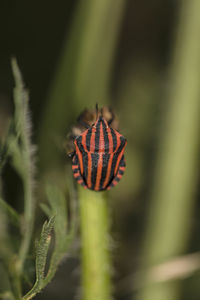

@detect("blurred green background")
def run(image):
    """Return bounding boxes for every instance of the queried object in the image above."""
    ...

[0,0,200,299]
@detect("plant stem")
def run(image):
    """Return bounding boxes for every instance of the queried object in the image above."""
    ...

[136,1,200,300]
[18,176,34,274]
[7,259,22,300]
[79,188,111,300]
[0,207,21,300]
[11,58,36,275]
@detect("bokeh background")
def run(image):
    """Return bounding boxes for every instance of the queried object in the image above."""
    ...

[0,0,200,299]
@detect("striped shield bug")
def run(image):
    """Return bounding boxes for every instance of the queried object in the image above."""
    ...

[67,106,127,191]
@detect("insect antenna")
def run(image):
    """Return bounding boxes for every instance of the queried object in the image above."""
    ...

[95,103,99,120]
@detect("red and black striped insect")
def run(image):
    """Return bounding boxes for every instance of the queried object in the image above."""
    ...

[67,106,127,191]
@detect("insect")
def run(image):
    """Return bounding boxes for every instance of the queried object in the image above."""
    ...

[67,106,127,191]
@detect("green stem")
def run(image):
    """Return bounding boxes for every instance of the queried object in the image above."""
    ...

[79,188,111,300]
[0,209,21,300]
[7,259,22,300]
[0,198,20,228]
[136,1,200,300]
[18,177,34,274]
[11,58,36,275]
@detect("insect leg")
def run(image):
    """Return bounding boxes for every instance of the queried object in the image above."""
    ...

[68,150,76,158]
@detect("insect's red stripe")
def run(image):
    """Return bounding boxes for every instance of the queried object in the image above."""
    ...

[101,124,115,189]
[107,126,113,154]
[95,122,104,190]
[119,166,125,171]
[112,179,118,186]
[117,173,123,180]
[77,178,83,184]
[115,132,121,152]
[87,152,92,188]
[114,141,127,175]
[98,121,105,153]
[88,126,96,188]
[72,165,78,170]
[74,173,80,178]
[82,131,88,151]
[74,140,83,175]
[102,153,114,189]
[94,155,103,190]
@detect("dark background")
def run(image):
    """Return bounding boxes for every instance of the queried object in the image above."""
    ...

[0,1,200,300]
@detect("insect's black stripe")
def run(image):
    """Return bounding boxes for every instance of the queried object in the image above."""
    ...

[77,136,88,185]
[106,155,126,189]
[120,156,126,167]
[75,175,82,181]
[73,168,79,174]
[118,169,124,175]
[115,177,121,182]
[99,154,110,190]
[86,128,92,151]
[118,138,126,153]
[113,139,126,176]
[102,121,109,153]
[95,120,100,152]
[75,136,88,176]
[77,136,85,153]
[91,153,99,189]
[108,183,112,189]
[82,152,88,184]
[108,153,119,185]
[110,128,117,152]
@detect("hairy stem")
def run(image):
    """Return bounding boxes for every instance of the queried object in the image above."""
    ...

[11,58,36,275]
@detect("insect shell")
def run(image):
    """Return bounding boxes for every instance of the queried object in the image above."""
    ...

[67,107,127,191]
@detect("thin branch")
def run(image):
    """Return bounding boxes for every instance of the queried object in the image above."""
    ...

[0,198,20,227]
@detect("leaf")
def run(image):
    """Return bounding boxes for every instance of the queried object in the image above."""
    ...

[42,185,70,284]
[45,185,68,246]
[24,184,77,300]
[23,217,54,300]
[35,217,54,284]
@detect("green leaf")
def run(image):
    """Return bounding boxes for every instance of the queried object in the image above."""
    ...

[24,185,76,300]
[42,185,71,284]
[45,185,68,246]
[23,217,54,300]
